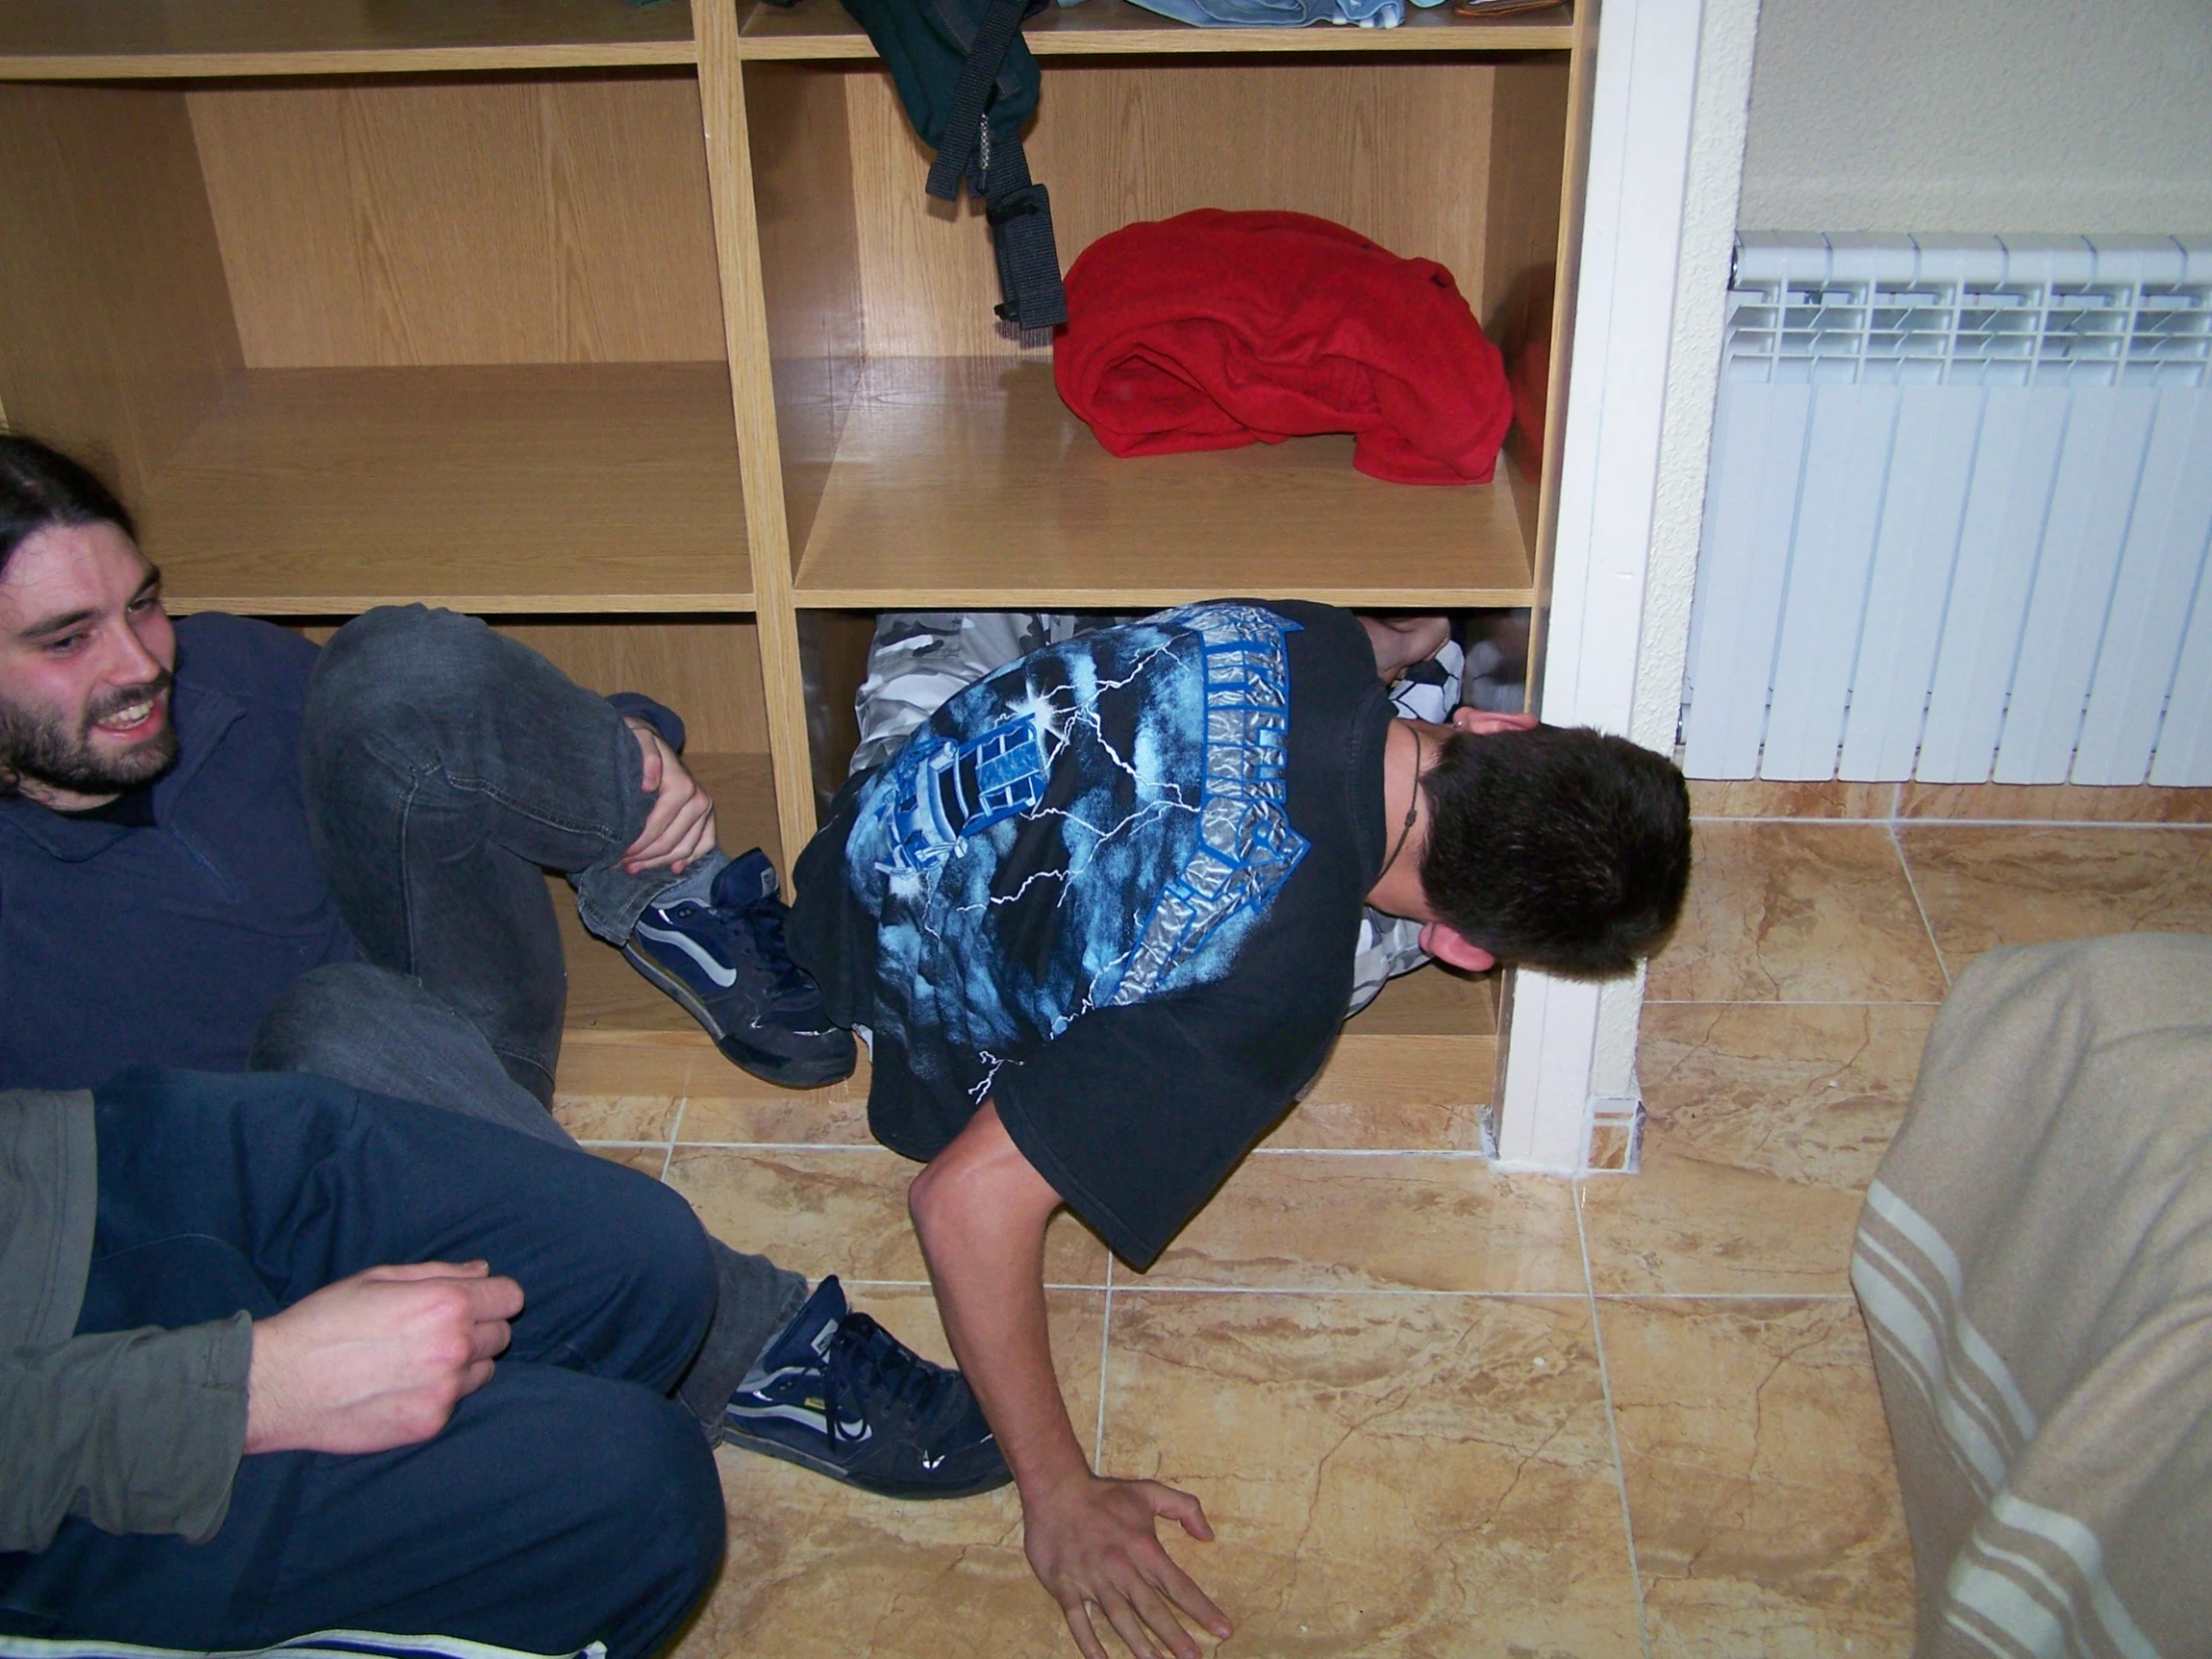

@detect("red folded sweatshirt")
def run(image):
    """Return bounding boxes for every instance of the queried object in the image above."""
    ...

[1054,210,1513,487]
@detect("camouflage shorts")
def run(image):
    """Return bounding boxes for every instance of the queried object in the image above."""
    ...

[850,611,1460,1019]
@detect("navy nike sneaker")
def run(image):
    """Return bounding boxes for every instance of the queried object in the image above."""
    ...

[623,847,856,1088]
[723,1277,1012,1500]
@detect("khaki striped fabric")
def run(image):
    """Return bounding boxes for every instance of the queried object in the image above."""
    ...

[1853,933,2212,1659]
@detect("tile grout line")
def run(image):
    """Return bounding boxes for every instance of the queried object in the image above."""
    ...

[1575,1183,1651,1659]
[1093,1256,1115,1471]
[1696,813,2212,830]
[1643,998,1944,1008]
[656,1097,686,1183]
[837,1280,1608,1299]
[1888,822,1954,988]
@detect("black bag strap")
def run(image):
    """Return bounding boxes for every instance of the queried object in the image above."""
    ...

[923,0,1029,203]
[919,0,1066,338]
[983,143,1067,337]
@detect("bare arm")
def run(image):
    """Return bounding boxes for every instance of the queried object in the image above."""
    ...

[907,1103,1232,1659]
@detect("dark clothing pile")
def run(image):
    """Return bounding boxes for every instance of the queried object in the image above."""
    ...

[1053,210,1514,486]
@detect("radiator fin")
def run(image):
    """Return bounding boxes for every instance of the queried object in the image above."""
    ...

[1683,234,2212,786]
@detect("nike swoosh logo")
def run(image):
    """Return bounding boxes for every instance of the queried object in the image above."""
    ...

[634,920,737,987]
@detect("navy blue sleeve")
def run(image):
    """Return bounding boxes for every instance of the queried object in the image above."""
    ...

[607,693,686,753]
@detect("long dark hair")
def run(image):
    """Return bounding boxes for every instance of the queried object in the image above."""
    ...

[0,435,137,578]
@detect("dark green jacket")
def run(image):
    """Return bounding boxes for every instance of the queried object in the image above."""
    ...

[0,1088,252,1553]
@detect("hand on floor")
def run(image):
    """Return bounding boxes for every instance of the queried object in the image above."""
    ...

[1024,1470,1232,1659]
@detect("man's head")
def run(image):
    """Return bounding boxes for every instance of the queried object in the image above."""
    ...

[0,435,177,809]
[1416,713,1691,977]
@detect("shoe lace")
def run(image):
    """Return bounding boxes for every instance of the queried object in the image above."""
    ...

[821,1314,946,1444]
[740,895,815,1002]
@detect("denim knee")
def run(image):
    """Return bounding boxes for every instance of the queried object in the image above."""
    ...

[309,606,510,745]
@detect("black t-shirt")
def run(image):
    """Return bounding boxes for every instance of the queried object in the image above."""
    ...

[791,601,1391,1267]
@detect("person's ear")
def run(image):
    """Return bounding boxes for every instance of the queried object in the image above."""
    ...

[1449,707,1539,737]
[1418,920,1497,974]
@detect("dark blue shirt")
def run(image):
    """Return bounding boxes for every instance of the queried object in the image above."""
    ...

[0,615,362,1090]
[0,615,685,1093]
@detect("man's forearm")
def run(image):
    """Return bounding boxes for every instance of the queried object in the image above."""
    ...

[906,1103,1088,1499]
[0,1318,251,1553]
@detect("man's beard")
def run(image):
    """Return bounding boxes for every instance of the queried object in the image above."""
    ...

[0,671,180,801]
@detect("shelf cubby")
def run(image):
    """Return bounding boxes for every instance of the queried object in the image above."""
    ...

[739,0,1573,60]
[746,46,1570,615]
[0,0,699,79]
[0,63,747,615]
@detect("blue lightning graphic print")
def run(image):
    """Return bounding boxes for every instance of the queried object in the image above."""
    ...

[844,604,1308,1104]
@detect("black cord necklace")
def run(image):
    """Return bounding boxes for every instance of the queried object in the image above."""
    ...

[1381,730,1423,879]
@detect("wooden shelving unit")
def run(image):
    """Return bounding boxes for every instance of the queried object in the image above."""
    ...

[0,0,1591,1115]
[792,359,1538,609]
[739,0,1573,58]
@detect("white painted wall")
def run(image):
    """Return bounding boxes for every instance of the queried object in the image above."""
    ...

[1739,0,2212,234]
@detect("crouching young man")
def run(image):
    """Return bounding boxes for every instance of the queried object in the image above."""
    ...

[787,601,1692,1659]
[1,1067,724,1655]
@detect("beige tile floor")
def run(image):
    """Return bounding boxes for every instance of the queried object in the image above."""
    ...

[559,816,2212,1658]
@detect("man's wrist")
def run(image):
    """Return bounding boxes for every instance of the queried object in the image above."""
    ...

[1010,1439,1095,1507]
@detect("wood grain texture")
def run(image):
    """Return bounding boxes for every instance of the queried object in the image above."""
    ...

[191,76,724,368]
[741,0,1574,58]
[698,0,824,874]
[745,61,865,566]
[0,0,696,79]
[1518,0,1596,711]
[144,364,751,613]
[793,358,1537,606]
[501,619,771,755]
[849,59,1498,359]
[0,82,240,501]
[1480,57,1570,336]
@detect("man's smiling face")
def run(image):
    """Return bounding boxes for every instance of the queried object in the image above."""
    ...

[0,520,179,810]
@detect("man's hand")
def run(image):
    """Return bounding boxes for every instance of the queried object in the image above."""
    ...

[623,717,718,876]
[245,1262,523,1456]
[1025,1471,1231,1659]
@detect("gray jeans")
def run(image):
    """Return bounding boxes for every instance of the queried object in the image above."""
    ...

[253,606,804,1431]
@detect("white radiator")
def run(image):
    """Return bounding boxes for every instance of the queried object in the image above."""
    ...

[1681,233,2212,786]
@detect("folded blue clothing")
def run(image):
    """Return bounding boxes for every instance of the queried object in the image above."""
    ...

[1070,0,1447,28]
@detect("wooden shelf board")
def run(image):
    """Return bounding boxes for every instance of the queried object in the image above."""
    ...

[0,1,696,80]
[791,357,1536,608]
[149,365,754,616]
[741,0,1573,59]
[559,752,783,1041]
[1343,960,1499,1038]
[565,828,1498,1110]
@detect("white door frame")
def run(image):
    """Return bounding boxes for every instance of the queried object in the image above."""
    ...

[1493,0,1761,1172]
